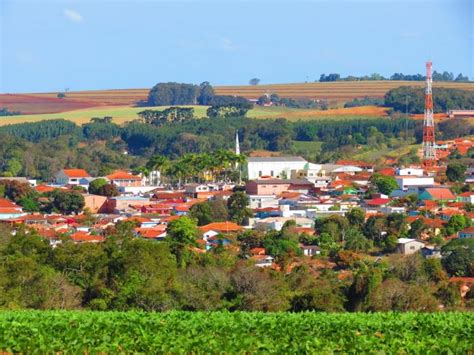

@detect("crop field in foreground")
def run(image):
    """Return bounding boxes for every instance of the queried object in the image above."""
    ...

[0,311,472,353]
[0,105,384,126]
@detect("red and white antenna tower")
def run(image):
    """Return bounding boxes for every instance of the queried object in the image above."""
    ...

[422,61,436,167]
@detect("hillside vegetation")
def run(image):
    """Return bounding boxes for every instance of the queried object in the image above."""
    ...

[0,311,472,353]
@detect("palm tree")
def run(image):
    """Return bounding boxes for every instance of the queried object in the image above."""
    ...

[133,166,150,185]
[146,155,169,186]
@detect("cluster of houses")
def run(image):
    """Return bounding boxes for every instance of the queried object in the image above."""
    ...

[0,150,473,282]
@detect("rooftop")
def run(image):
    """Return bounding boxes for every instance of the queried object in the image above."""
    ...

[248,156,306,162]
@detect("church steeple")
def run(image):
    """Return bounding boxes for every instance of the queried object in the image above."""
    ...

[235,130,240,155]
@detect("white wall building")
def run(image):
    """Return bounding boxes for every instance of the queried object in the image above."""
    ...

[395,176,434,190]
[246,157,308,180]
[396,168,424,177]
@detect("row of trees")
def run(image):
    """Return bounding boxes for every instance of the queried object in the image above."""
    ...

[319,72,470,82]
[384,86,474,114]
[137,150,246,185]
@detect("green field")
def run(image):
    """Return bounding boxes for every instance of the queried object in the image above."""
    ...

[0,311,472,353]
[0,105,384,126]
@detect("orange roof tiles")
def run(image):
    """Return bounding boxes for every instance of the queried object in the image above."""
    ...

[424,188,456,200]
[69,231,105,243]
[199,221,243,233]
[63,169,90,178]
[106,170,141,180]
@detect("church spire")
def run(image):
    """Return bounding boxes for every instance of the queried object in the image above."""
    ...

[235,130,240,155]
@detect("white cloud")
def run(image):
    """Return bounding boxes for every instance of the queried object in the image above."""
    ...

[64,9,83,23]
[221,38,238,51]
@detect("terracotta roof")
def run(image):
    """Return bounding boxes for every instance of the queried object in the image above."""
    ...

[69,231,105,243]
[0,198,20,208]
[35,184,57,193]
[459,191,474,197]
[377,168,396,176]
[449,277,474,284]
[199,221,243,233]
[106,170,141,180]
[0,208,24,214]
[459,226,474,234]
[424,188,456,200]
[366,198,391,206]
[63,169,90,178]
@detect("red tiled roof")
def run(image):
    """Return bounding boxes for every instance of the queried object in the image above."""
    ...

[69,231,105,243]
[250,247,266,255]
[377,168,396,176]
[0,208,24,214]
[106,170,141,180]
[199,221,243,233]
[449,277,474,284]
[35,184,57,193]
[424,188,456,200]
[459,226,474,234]
[366,198,391,206]
[0,198,19,208]
[63,169,90,178]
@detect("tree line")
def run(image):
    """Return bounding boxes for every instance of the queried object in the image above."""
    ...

[0,113,471,180]
[319,71,470,82]
[384,87,474,114]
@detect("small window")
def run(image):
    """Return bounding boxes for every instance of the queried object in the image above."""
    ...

[259,171,262,177]
[410,246,415,250]
[271,170,274,176]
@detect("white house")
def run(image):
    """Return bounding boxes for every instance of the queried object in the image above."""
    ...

[246,156,308,180]
[252,255,274,267]
[395,176,434,190]
[55,169,91,186]
[396,167,425,177]
[397,238,425,255]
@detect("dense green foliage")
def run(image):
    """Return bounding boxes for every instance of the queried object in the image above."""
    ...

[318,71,470,82]
[0,119,80,142]
[0,311,472,353]
[385,86,474,113]
[0,107,21,116]
[0,112,469,180]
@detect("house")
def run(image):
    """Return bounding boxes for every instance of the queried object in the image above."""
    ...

[457,191,474,204]
[0,198,26,220]
[251,255,274,267]
[335,160,374,172]
[246,178,313,196]
[106,196,150,213]
[245,156,308,180]
[199,221,243,240]
[106,170,143,187]
[419,188,456,202]
[421,246,442,259]
[458,226,474,239]
[300,244,321,256]
[184,184,210,198]
[249,247,266,256]
[395,176,434,190]
[397,238,425,255]
[396,167,424,177]
[69,231,105,244]
[55,169,91,186]
[82,194,108,214]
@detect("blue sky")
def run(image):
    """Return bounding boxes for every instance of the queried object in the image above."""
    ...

[1,0,472,93]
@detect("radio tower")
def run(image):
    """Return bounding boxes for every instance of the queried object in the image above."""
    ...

[422,61,436,168]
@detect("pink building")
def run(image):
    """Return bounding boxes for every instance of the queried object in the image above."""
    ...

[246,179,313,195]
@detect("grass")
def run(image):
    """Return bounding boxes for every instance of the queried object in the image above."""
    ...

[0,105,385,126]
[0,311,472,353]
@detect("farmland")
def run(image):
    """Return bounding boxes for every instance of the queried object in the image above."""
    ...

[0,311,472,353]
[0,105,385,126]
[2,80,473,115]
[216,80,474,101]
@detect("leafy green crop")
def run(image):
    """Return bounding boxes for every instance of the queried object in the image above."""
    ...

[0,311,472,353]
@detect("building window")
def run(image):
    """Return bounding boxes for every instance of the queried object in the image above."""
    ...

[271,170,274,176]
[259,171,262,177]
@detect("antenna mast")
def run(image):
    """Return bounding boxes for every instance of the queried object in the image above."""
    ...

[422,61,436,168]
